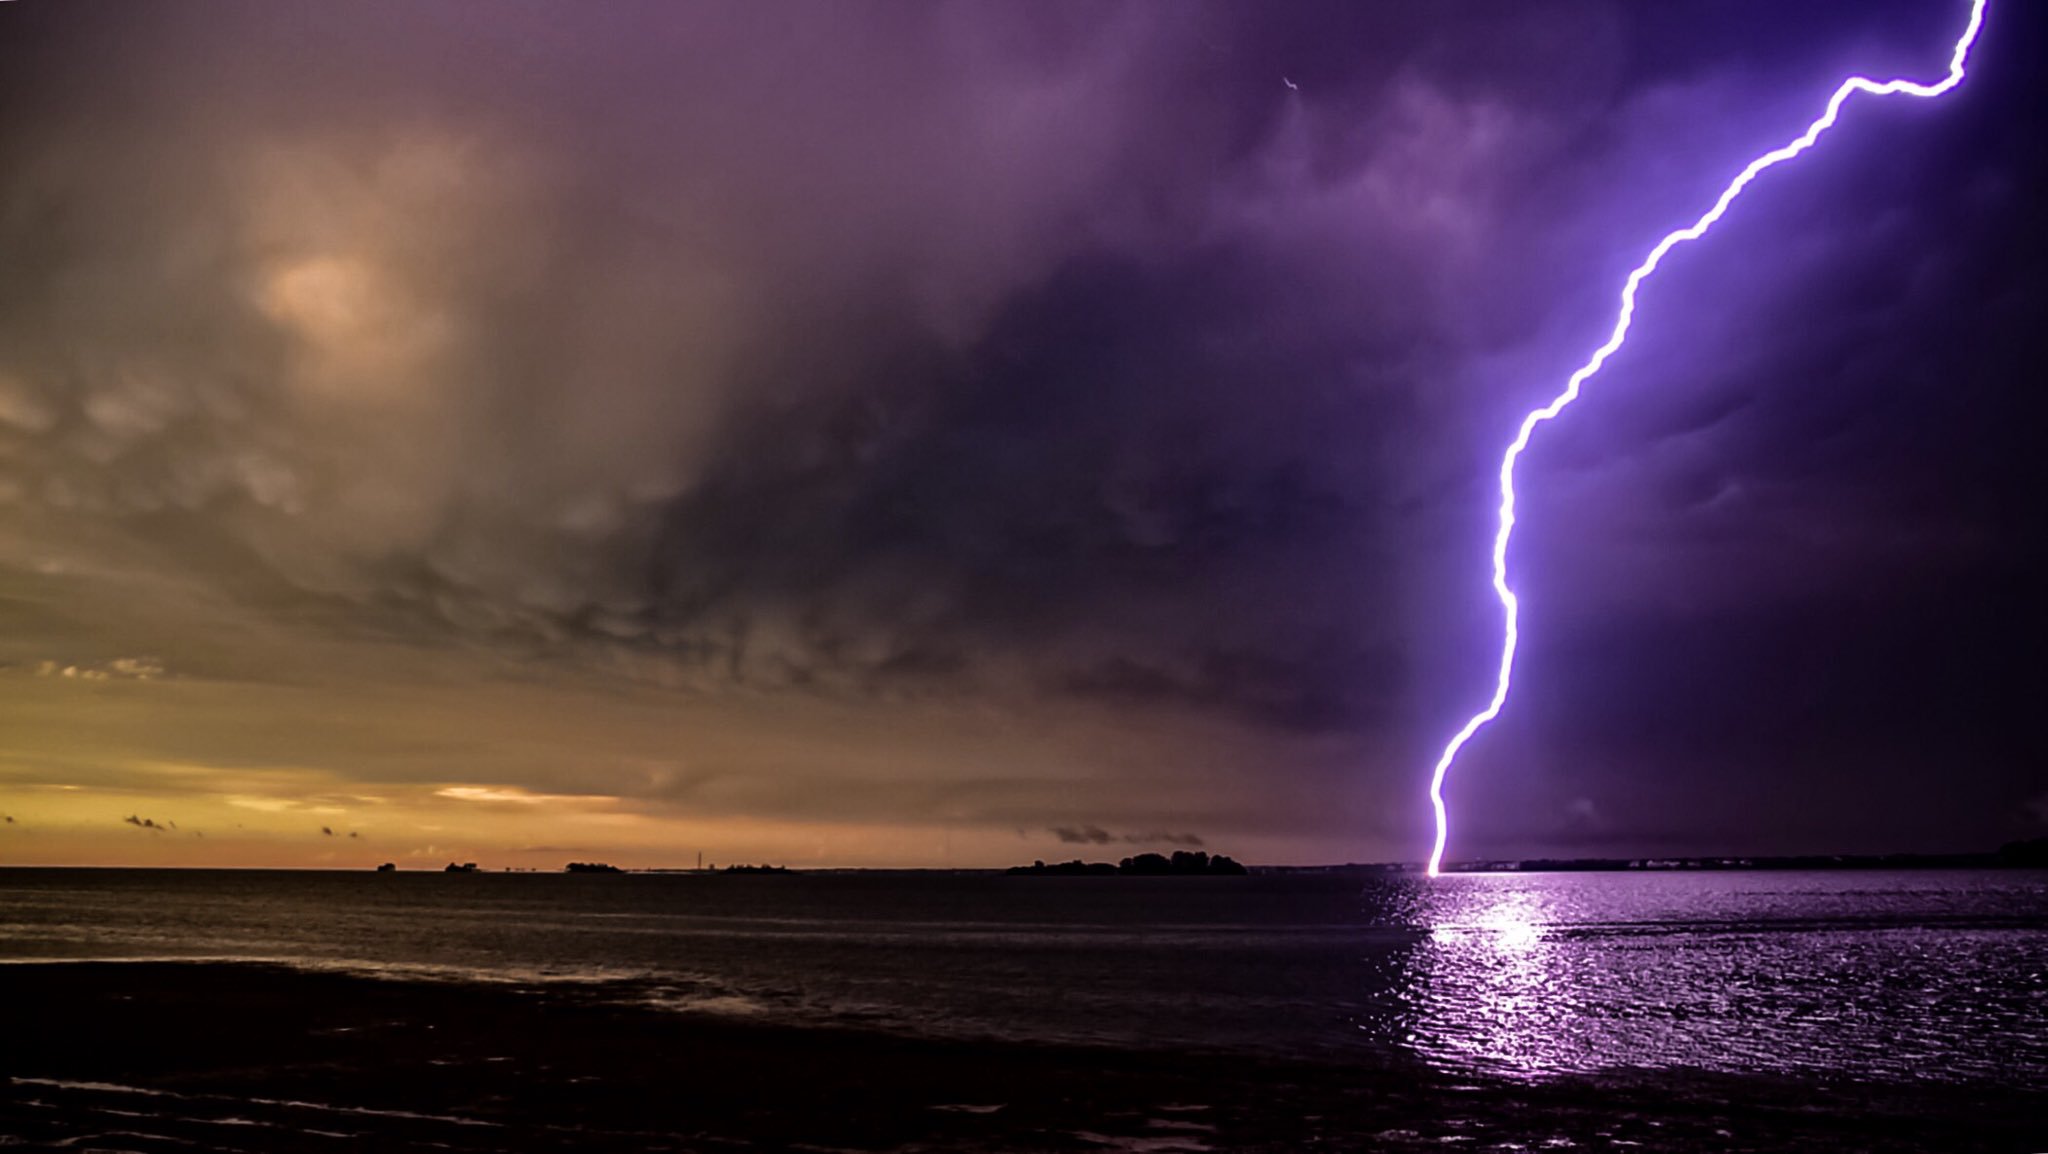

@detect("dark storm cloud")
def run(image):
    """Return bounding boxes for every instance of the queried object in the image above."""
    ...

[1,0,2041,860]
[640,246,1425,729]
[0,0,1507,733]
[1436,0,2048,856]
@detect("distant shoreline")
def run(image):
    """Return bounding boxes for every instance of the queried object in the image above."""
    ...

[2,837,2044,875]
[1343,839,2048,874]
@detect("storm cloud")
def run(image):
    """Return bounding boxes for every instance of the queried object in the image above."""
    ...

[1,0,2042,866]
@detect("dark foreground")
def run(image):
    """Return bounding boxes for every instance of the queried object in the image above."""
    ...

[3,962,2041,1153]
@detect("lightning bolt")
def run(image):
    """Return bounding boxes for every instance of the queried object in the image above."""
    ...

[1424,0,1988,878]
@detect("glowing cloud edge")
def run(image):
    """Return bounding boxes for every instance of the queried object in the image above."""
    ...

[1424,0,1988,877]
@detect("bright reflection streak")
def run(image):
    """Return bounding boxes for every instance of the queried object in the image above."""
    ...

[1413,881,1562,1073]
[1479,906,1541,951]
[1394,872,2046,1084]
[1423,0,1990,875]
[1429,896,1544,951]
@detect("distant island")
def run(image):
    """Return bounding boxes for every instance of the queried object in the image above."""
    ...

[1009,850,1248,877]
[721,863,789,874]
[443,862,479,873]
[565,861,623,873]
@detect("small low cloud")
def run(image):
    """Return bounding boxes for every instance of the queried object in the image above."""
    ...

[3,814,14,824]
[37,657,166,682]
[321,826,334,836]
[1125,831,1205,847]
[123,814,167,832]
[435,785,618,807]
[1050,825,1204,847]
[349,830,359,838]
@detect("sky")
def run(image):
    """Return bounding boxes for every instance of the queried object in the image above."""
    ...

[1,0,2042,870]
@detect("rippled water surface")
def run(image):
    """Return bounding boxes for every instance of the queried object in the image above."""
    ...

[3,867,2043,1085]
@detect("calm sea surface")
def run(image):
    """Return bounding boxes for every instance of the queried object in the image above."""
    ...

[3,868,2044,1087]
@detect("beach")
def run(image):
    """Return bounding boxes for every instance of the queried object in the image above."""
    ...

[5,959,2043,1153]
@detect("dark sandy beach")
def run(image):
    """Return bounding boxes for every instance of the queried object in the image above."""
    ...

[3,961,2041,1153]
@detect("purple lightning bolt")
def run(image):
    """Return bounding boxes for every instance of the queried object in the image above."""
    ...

[1424,0,1988,878]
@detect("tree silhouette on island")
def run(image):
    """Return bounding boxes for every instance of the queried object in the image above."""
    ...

[1008,850,1248,876]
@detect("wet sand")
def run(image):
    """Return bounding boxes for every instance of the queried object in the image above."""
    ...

[3,961,2040,1152]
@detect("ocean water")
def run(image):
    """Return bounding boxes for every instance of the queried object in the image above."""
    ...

[3,867,2044,1087]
